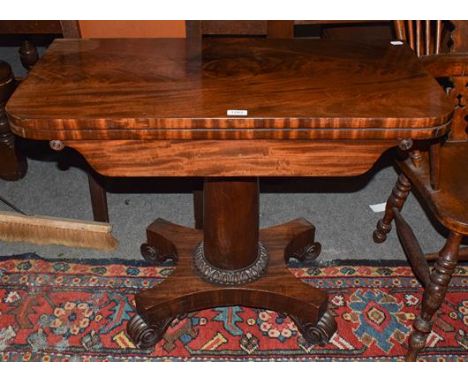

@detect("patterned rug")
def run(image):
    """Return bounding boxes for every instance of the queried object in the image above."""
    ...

[0,254,466,361]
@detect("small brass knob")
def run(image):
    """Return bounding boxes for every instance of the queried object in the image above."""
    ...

[398,138,413,151]
[49,140,65,151]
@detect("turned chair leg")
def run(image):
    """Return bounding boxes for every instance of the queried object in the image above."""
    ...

[373,173,411,243]
[19,40,39,71]
[88,174,109,223]
[426,247,468,262]
[406,231,462,361]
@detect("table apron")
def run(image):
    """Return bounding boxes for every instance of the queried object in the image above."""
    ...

[65,139,399,177]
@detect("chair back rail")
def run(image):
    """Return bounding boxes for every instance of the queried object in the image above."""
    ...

[394,20,443,57]
[447,76,468,142]
[394,21,467,143]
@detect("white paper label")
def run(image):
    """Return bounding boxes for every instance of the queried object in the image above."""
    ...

[369,202,387,213]
[390,41,404,46]
[227,109,248,116]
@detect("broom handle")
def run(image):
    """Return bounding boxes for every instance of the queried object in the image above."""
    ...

[0,195,27,215]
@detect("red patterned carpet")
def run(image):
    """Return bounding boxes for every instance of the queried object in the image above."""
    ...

[0,254,466,361]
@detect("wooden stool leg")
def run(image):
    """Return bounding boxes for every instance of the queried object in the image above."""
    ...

[88,174,109,223]
[0,61,27,181]
[373,173,411,243]
[19,40,39,71]
[406,231,462,361]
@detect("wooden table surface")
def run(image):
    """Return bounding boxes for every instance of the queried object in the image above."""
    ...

[6,38,453,178]
[7,38,452,141]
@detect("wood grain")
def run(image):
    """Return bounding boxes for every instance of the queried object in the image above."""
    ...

[420,53,468,77]
[65,139,397,177]
[133,218,332,345]
[267,21,294,38]
[203,178,259,269]
[6,38,452,141]
[450,21,468,52]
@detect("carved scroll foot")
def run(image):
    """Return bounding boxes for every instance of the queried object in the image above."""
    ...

[140,219,179,265]
[140,243,177,265]
[289,243,322,264]
[127,314,172,349]
[373,173,411,243]
[293,308,337,346]
[284,219,322,264]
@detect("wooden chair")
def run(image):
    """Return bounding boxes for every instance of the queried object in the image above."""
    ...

[0,22,75,183]
[373,20,468,361]
[0,21,109,222]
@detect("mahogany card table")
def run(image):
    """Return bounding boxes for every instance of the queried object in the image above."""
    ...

[6,38,452,349]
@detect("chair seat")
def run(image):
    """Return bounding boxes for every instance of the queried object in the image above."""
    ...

[398,142,468,235]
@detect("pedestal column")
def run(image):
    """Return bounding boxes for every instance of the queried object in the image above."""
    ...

[194,177,268,285]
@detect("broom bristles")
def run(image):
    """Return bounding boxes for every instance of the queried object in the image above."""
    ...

[0,212,118,251]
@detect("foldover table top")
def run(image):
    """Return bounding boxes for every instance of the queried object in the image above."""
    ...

[7,38,453,141]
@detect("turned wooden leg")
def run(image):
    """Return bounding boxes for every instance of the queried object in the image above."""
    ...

[0,61,27,181]
[88,174,109,223]
[373,173,411,243]
[19,40,39,71]
[201,178,261,279]
[406,231,462,361]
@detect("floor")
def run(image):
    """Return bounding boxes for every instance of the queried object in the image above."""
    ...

[0,45,452,262]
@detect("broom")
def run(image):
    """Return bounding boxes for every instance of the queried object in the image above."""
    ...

[0,195,118,251]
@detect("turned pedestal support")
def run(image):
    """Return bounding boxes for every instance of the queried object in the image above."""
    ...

[129,177,334,349]
[203,178,259,271]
